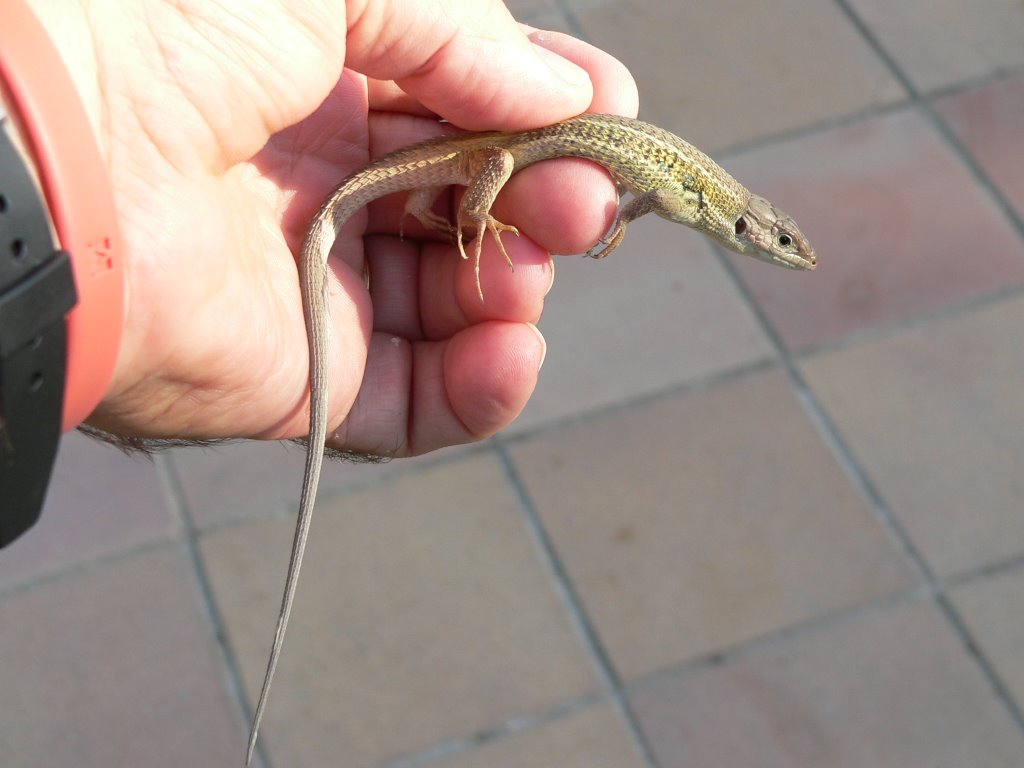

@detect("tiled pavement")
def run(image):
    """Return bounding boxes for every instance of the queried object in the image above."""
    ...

[5,1,1024,766]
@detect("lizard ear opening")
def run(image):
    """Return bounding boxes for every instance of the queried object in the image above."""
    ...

[734,217,748,237]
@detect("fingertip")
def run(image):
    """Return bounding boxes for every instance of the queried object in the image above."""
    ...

[351,1,597,130]
[444,320,546,438]
[452,237,552,323]
[532,42,592,87]
[400,39,595,130]
[524,28,639,117]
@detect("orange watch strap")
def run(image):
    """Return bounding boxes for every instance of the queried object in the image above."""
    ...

[0,0,125,431]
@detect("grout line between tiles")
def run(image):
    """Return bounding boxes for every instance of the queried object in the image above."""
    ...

[380,542,1024,767]
[833,0,1024,732]
[715,99,910,159]
[946,552,1024,592]
[793,281,1024,361]
[554,0,1024,166]
[717,244,929,574]
[625,583,931,695]
[502,354,779,443]
[495,445,662,768]
[267,14,1017,768]
[196,355,782,540]
[830,0,1024,246]
[550,0,588,40]
[715,63,1024,161]
[922,62,1024,102]
[18,11,1024,767]
[720,235,1024,739]
[555,0,1024,177]
[0,535,176,600]
[714,0,1024,738]
[155,453,273,768]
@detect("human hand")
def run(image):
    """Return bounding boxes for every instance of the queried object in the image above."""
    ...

[31,0,638,457]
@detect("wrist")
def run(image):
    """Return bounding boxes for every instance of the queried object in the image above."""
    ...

[0,0,125,432]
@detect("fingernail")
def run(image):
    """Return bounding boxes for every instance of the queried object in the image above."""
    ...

[527,323,547,371]
[533,43,590,85]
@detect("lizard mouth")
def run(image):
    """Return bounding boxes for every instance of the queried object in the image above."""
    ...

[775,251,817,271]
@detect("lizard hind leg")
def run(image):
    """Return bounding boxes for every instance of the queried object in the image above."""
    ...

[455,146,519,300]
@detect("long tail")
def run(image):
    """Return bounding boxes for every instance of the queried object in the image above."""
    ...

[246,215,333,764]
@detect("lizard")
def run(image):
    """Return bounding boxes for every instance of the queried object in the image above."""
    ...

[246,112,816,762]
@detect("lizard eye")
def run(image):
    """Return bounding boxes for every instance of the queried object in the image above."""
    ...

[777,233,793,248]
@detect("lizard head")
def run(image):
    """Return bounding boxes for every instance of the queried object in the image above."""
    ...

[733,194,817,271]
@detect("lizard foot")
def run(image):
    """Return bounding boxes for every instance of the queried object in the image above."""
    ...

[586,219,626,259]
[457,213,519,300]
[401,208,455,241]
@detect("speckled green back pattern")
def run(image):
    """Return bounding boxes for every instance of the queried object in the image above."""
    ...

[500,114,752,250]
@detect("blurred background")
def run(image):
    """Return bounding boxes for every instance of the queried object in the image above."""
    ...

[4,1,1024,766]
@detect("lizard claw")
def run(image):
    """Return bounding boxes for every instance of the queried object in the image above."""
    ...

[487,219,519,270]
[457,213,519,300]
[403,209,455,242]
[586,219,626,259]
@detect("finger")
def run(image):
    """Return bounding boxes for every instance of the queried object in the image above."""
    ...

[355,133,619,259]
[366,78,435,117]
[427,320,545,451]
[491,159,620,257]
[327,320,545,456]
[345,0,595,130]
[422,234,553,338]
[362,26,638,120]
[490,29,638,254]
[359,32,639,256]
[522,27,638,117]
[363,232,552,341]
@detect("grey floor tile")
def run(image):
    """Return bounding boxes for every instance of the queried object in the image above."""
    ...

[505,0,562,21]
[506,0,575,33]
[951,565,1024,710]
[630,597,1024,767]
[728,108,1024,350]
[202,453,598,767]
[0,546,241,767]
[935,74,1024,219]
[171,437,451,529]
[510,368,913,681]
[848,0,1024,93]
[429,703,647,768]
[15,7,1024,768]
[170,440,306,527]
[801,295,1024,579]
[514,214,774,433]
[571,0,905,152]
[0,431,174,590]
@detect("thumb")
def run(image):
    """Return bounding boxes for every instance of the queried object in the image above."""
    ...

[344,0,595,129]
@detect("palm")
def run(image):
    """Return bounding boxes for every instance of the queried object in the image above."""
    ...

[66,0,633,452]
[97,37,547,455]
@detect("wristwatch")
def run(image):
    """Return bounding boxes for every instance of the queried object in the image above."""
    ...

[0,114,77,546]
[0,0,126,548]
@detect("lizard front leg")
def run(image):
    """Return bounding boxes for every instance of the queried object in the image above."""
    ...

[587,187,703,259]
